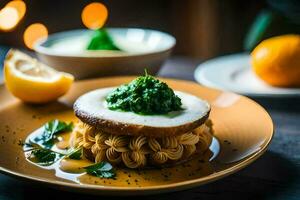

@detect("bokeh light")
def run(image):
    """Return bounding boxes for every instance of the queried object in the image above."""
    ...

[6,0,26,20]
[81,2,108,30]
[0,7,19,31]
[23,23,48,49]
[0,0,26,31]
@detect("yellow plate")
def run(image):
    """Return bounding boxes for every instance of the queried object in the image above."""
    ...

[0,77,273,195]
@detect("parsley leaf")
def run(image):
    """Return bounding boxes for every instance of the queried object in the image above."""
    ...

[67,148,82,160]
[87,29,121,51]
[84,162,116,178]
[23,120,117,178]
[26,142,63,166]
[34,119,73,148]
[29,149,60,166]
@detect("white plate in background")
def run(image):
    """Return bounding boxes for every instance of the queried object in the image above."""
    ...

[194,53,300,97]
[0,68,3,84]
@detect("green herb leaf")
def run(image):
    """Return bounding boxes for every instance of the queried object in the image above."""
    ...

[84,162,116,178]
[87,29,121,51]
[23,120,117,178]
[29,149,60,166]
[34,119,73,148]
[67,148,82,160]
[106,71,183,115]
[244,10,274,51]
[26,142,63,166]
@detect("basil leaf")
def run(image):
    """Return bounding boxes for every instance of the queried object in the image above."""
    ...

[87,29,120,51]
[34,119,73,148]
[67,148,82,160]
[84,162,115,178]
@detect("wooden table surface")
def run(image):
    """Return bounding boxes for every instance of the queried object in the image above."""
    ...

[0,47,299,199]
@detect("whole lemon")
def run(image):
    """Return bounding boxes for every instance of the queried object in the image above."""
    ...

[251,34,300,87]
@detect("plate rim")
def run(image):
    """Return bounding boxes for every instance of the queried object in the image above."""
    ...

[194,53,300,98]
[0,77,274,194]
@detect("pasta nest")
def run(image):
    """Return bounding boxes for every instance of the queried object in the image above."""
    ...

[70,120,214,169]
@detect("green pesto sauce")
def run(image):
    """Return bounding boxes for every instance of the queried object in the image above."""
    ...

[106,73,183,115]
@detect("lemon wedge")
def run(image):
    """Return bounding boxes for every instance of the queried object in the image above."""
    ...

[4,49,74,103]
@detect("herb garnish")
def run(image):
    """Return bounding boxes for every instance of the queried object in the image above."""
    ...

[25,143,115,178]
[67,148,82,160]
[29,149,61,166]
[106,71,183,115]
[25,119,74,165]
[87,29,120,51]
[25,142,82,166]
[25,142,64,166]
[33,119,73,148]
[84,162,116,178]
[23,120,116,178]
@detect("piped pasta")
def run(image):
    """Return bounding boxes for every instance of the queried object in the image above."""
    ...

[70,119,213,169]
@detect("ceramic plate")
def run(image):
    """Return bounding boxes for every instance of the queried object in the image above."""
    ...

[0,69,3,84]
[194,53,300,97]
[0,77,273,195]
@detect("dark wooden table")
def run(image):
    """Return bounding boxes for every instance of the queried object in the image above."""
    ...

[0,47,299,200]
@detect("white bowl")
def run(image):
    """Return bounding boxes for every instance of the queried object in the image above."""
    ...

[34,28,176,79]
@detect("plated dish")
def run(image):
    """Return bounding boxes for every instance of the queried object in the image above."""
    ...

[0,76,273,195]
[194,53,300,97]
[72,75,213,169]
[24,74,214,175]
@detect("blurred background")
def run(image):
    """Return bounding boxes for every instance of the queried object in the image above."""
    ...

[0,2,300,199]
[1,0,299,59]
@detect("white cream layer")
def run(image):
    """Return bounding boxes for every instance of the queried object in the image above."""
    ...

[74,87,210,128]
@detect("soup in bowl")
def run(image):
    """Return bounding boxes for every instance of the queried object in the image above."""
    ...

[34,28,176,79]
